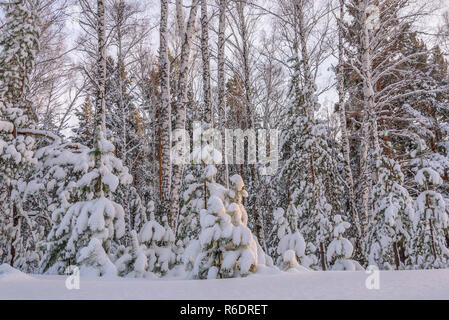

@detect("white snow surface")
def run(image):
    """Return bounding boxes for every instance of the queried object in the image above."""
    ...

[2,265,449,299]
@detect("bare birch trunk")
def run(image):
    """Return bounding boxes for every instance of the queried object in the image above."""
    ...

[159,0,172,218]
[359,0,374,232]
[200,0,212,124]
[96,0,106,136]
[168,0,200,230]
[217,0,228,187]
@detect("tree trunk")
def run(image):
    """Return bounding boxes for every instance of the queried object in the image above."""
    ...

[96,0,107,136]
[168,0,200,230]
[200,0,212,124]
[320,242,326,271]
[159,0,172,217]
[393,241,400,270]
[9,185,18,267]
[429,218,438,259]
[359,0,375,232]
[217,0,228,187]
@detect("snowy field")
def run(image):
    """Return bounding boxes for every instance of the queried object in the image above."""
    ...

[2,264,449,300]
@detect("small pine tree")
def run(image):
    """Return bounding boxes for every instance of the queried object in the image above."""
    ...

[220,174,258,278]
[407,168,449,269]
[114,230,148,278]
[364,152,413,270]
[192,173,259,279]
[138,213,176,276]
[269,204,309,269]
[72,97,95,148]
[177,173,204,249]
[177,122,224,271]
[327,215,362,270]
[191,167,228,279]
[40,133,132,276]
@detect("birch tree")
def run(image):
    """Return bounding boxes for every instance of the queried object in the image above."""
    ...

[200,0,212,124]
[168,0,200,230]
[159,0,172,219]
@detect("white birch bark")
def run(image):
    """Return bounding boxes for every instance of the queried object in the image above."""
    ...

[168,0,200,230]
[200,0,212,124]
[359,0,376,231]
[217,0,228,187]
[159,0,172,217]
[96,0,106,136]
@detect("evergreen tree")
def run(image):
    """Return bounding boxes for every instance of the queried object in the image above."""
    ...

[0,0,40,268]
[279,54,337,271]
[192,173,259,279]
[40,133,132,275]
[177,173,203,248]
[177,122,223,270]
[25,141,92,272]
[0,0,40,113]
[138,213,176,276]
[327,215,362,270]
[407,167,449,269]
[113,230,148,277]
[269,204,309,269]
[364,151,413,270]
[72,96,95,147]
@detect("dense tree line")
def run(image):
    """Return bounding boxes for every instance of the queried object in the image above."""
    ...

[1,0,449,277]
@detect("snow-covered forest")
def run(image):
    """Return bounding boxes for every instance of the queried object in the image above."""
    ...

[1,0,449,284]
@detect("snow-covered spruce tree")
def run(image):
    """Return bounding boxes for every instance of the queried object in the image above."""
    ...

[103,56,149,236]
[177,171,204,270]
[0,0,39,112]
[407,167,449,269]
[279,50,336,271]
[177,122,223,271]
[192,173,259,279]
[138,213,176,276]
[0,0,40,268]
[72,96,95,148]
[113,230,147,278]
[40,0,133,276]
[222,174,259,276]
[132,199,154,235]
[177,173,203,248]
[327,215,363,271]
[269,204,309,270]
[364,151,413,270]
[40,134,132,275]
[24,141,91,271]
[268,208,286,262]
[113,209,176,279]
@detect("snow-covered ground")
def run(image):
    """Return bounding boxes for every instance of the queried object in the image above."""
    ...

[1,264,449,300]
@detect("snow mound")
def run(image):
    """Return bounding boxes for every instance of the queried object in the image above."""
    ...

[0,264,34,281]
